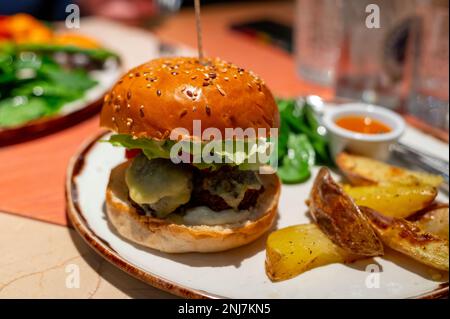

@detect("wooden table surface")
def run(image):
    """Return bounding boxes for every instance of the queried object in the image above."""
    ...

[0,1,331,226]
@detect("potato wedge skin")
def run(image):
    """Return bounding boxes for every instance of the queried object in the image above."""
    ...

[337,153,443,187]
[265,224,356,282]
[308,168,384,256]
[361,206,449,271]
[344,184,438,219]
[413,206,449,241]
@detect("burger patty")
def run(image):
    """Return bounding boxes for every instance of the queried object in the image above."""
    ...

[191,166,263,211]
[192,187,264,211]
[130,162,264,216]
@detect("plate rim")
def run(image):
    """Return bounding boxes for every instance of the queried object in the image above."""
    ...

[65,131,449,299]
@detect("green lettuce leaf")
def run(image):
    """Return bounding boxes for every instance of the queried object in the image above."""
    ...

[105,134,274,171]
[0,97,48,127]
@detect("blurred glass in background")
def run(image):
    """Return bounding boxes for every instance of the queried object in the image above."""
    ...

[295,0,449,133]
[295,0,343,87]
[336,0,418,110]
[406,2,449,132]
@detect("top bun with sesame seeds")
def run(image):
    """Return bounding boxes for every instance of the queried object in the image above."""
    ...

[100,57,279,140]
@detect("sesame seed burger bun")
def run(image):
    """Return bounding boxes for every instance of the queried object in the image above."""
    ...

[100,57,279,140]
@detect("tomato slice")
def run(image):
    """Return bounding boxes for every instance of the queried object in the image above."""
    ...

[125,149,141,159]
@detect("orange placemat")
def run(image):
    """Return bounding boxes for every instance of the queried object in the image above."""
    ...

[0,118,101,225]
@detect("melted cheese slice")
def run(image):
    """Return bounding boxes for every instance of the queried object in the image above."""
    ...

[125,156,192,216]
[204,170,262,209]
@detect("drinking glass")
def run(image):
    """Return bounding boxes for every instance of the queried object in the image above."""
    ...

[295,0,343,87]
[406,3,449,132]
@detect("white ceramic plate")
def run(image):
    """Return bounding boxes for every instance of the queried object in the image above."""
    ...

[66,126,449,299]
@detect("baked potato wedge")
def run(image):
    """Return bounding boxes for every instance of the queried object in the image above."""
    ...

[336,153,443,187]
[412,205,449,241]
[308,167,384,256]
[343,183,438,218]
[361,206,449,271]
[265,224,357,281]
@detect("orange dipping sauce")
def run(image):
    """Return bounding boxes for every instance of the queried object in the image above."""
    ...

[335,116,392,134]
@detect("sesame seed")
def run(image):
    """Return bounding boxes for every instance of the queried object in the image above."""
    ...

[114,104,120,112]
[205,105,211,116]
[146,84,151,88]
[135,72,140,77]
[191,75,197,80]
[180,110,188,118]
[127,103,131,109]
[247,83,253,89]
[126,118,133,128]
[157,90,162,96]
[139,105,145,117]
[216,85,226,96]
[128,73,134,78]
[224,77,229,81]
[127,90,132,100]
[209,72,217,79]
[203,82,209,87]
[172,72,179,76]
[186,90,193,98]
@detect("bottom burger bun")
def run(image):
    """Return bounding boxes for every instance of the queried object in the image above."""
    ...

[106,162,281,253]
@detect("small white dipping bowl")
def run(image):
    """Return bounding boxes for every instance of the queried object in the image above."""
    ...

[323,103,406,161]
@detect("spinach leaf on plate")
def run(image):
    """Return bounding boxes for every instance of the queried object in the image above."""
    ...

[0,97,48,127]
[276,98,331,184]
[277,134,315,184]
[0,44,98,128]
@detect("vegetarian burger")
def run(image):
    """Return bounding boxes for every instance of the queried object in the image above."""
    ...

[100,57,280,253]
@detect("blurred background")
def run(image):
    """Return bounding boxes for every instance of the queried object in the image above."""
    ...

[1,0,449,137]
[0,1,448,298]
